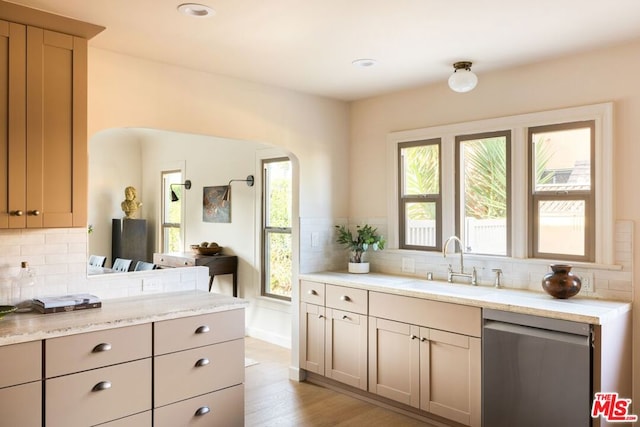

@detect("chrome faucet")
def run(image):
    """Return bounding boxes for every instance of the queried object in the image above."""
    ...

[443,236,477,285]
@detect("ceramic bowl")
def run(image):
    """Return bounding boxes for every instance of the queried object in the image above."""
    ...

[191,245,223,255]
[0,305,17,320]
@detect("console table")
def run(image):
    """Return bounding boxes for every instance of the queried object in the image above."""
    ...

[153,252,239,297]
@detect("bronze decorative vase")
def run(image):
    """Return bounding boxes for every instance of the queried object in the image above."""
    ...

[542,264,582,299]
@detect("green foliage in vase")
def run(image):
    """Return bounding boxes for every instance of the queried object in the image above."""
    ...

[335,224,386,263]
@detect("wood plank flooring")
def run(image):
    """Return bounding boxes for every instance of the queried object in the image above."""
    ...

[244,337,436,426]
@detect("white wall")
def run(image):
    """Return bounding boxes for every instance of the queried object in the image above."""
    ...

[349,38,640,402]
[85,48,351,360]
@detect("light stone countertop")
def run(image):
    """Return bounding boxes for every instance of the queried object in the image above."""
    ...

[0,290,248,347]
[300,271,631,325]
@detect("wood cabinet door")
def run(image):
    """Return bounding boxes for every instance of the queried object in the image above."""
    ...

[26,26,87,228]
[368,317,420,408]
[0,20,26,229]
[300,302,325,375]
[0,382,41,426]
[325,308,367,390]
[420,328,481,426]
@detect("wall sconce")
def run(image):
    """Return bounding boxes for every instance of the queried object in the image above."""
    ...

[170,179,192,202]
[448,61,478,93]
[222,175,254,201]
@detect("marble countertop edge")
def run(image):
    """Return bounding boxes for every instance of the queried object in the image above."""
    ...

[299,272,631,325]
[0,290,249,346]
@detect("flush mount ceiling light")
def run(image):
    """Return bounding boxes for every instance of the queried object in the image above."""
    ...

[352,58,378,68]
[177,3,215,18]
[448,61,478,93]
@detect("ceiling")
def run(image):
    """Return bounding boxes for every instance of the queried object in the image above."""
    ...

[7,0,640,101]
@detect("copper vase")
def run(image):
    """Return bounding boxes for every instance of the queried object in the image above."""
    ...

[542,264,581,299]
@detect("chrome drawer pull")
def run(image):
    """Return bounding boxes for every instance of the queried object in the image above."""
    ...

[195,406,210,416]
[308,289,317,295]
[92,343,112,352]
[340,295,351,302]
[195,358,210,367]
[92,381,112,392]
[195,325,210,334]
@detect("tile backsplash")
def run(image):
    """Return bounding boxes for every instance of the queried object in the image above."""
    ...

[0,228,208,302]
[300,218,633,302]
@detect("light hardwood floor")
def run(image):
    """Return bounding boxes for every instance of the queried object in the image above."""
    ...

[244,337,436,426]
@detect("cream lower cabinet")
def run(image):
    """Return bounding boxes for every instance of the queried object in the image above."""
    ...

[153,309,245,426]
[0,341,42,427]
[44,324,153,427]
[368,292,481,427]
[300,281,368,390]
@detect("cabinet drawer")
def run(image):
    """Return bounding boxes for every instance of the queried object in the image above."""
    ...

[326,284,367,314]
[98,411,151,427]
[0,341,41,387]
[154,384,244,427]
[300,280,325,305]
[0,382,41,427]
[153,253,195,267]
[154,309,244,355]
[46,323,151,377]
[369,292,481,337]
[154,338,244,407]
[46,358,151,427]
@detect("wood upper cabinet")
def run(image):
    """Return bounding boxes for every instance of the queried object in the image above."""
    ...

[0,17,90,228]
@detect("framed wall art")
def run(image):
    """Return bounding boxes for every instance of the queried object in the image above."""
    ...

[203,185,230,223]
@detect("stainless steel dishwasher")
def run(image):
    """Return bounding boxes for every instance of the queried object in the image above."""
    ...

[482,308,592,427]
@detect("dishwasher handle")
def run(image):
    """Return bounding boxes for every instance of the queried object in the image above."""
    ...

[484,320,590,347]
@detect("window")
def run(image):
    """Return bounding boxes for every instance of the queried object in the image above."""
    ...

[529,121,595,261]
[161,171,184,253]
[390,103,612,264]
[262,158,292,300]
[398,139,441,250]
[456,131,511,256]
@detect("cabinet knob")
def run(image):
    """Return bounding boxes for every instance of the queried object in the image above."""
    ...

[29,210,40,216]
[308,289,317,295]
[318,314,324,319]
[342,315,349,320]
[92,381,112,392]
[92,343,112,352]
[195,406,211,416]
[195,358,210,367]
[340,295,351,302]
[420,337,428,342]
[184,261,189,265]
[11,210,23,216]
[195,325,210,334]
[410,335,419,340]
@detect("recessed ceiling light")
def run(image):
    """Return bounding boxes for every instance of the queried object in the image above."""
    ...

[177,3,215,18]
[352,58,378,68]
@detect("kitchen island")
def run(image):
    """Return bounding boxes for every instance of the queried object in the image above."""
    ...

[0,290,248,427]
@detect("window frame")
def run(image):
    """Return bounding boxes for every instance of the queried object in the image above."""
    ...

[261,157,292,301]
[160,170,184,253]
[387,102,613,265]
[455,130,512,256]
[398,139,443,251]
[528,120,596,262]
